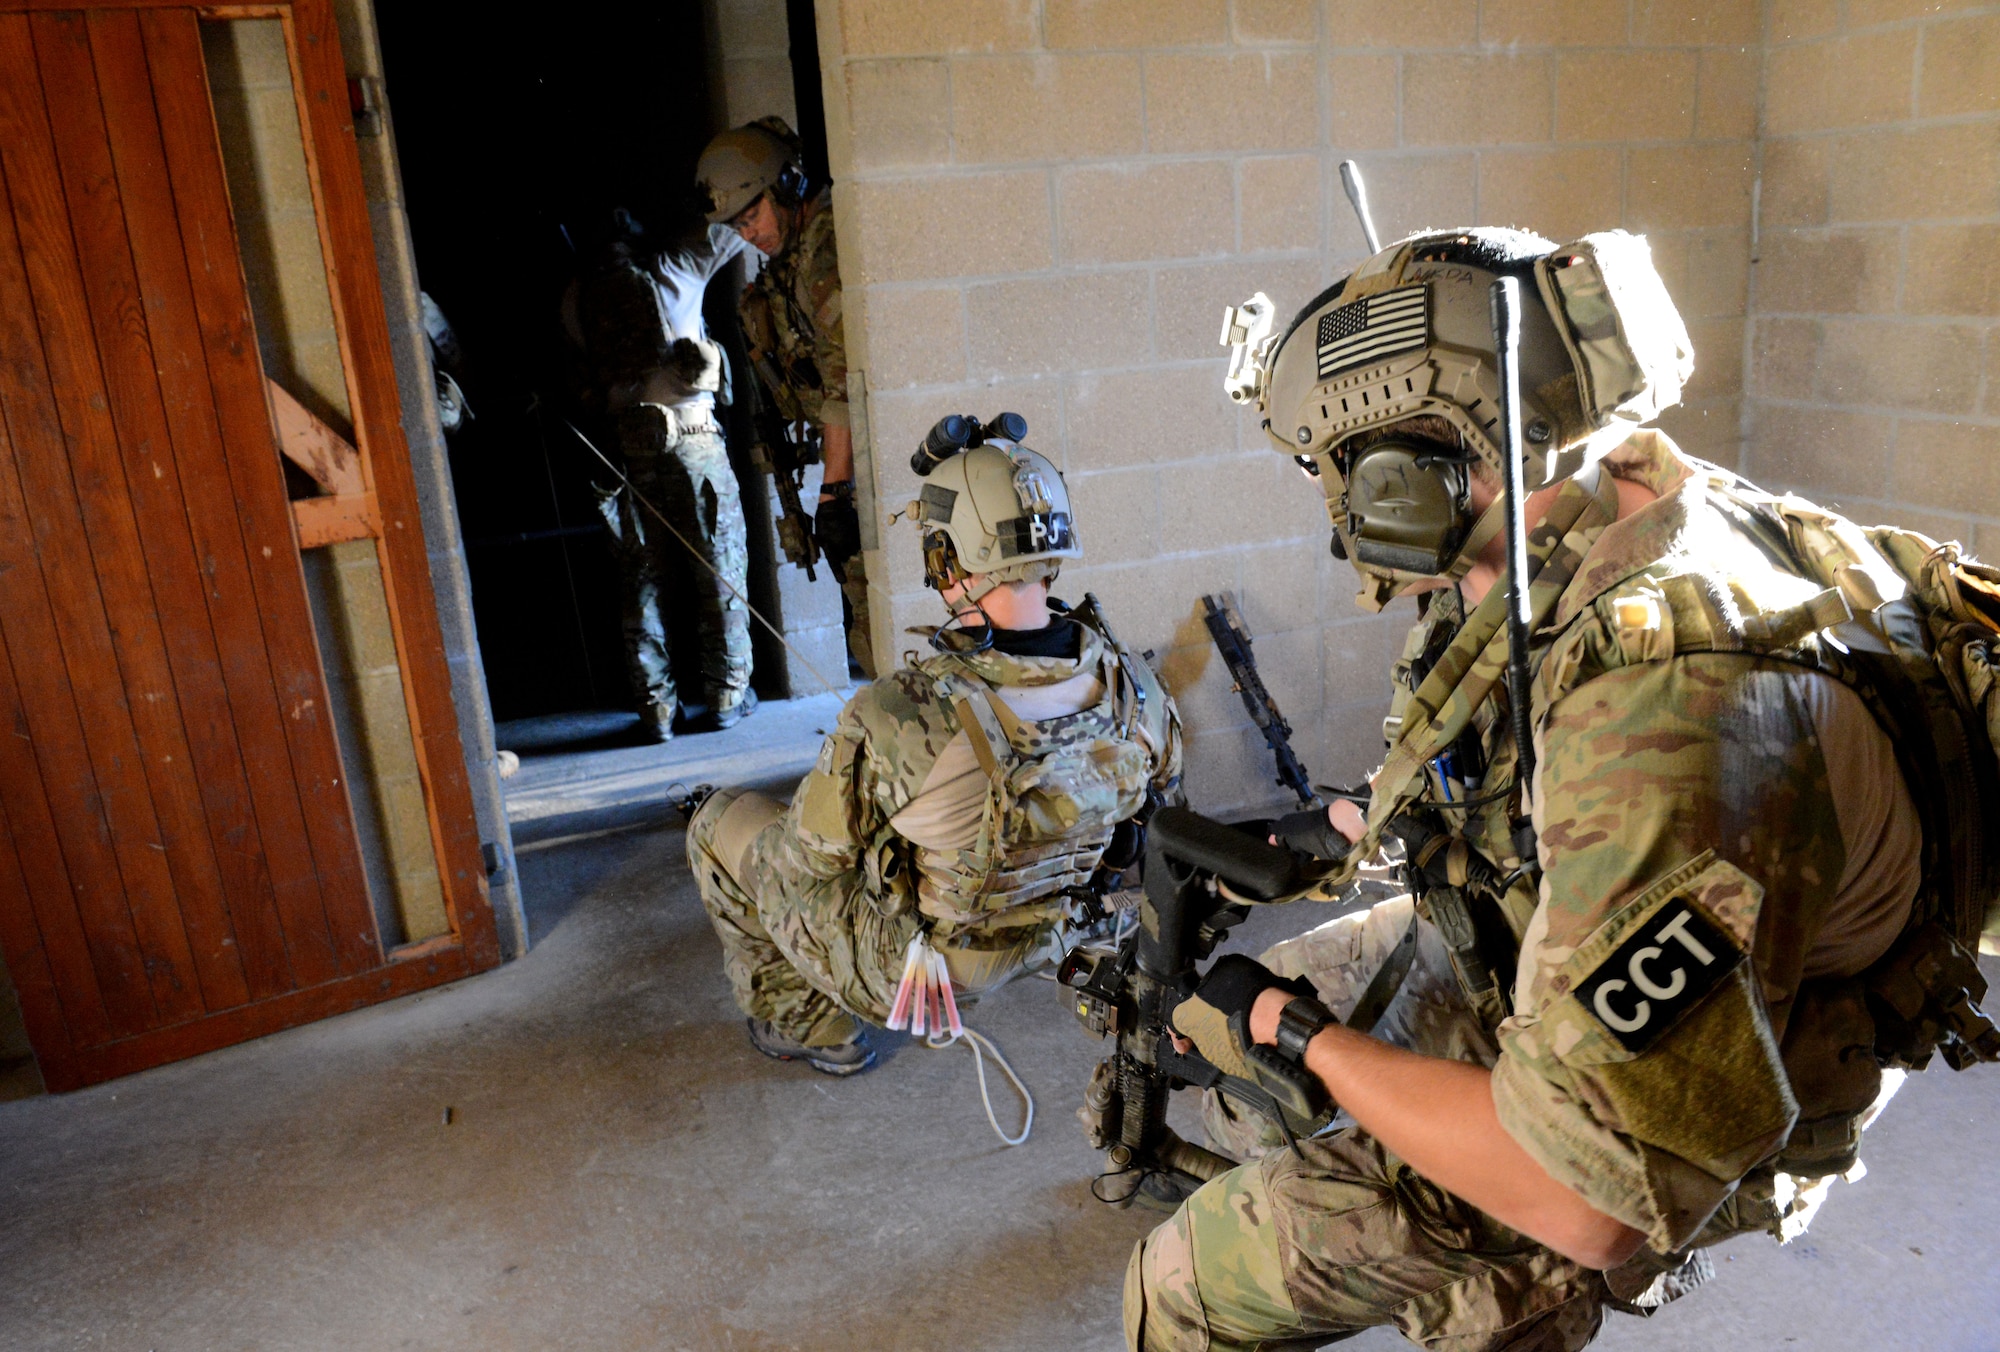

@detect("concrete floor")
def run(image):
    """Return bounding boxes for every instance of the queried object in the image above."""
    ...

[2,723,1998,1348]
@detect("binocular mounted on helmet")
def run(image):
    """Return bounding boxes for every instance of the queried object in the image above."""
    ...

[911,411,1029,477]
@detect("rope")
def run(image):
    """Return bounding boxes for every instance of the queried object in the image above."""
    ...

[561,418,846,697]
[926,1023,1035,1147]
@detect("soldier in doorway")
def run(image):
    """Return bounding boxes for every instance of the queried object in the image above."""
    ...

[697,118,875,678]
[574,208,757,740]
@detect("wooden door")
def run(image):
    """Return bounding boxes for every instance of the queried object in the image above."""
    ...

[0,0,498,1091]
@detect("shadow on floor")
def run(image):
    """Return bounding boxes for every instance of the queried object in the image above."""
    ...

[1,814,1997,1350]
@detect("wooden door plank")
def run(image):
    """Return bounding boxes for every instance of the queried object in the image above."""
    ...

[0,697,83,1081]
[140,8,377,978]
[286,0,499,969]
[268,378,363,495]
[0,426,113,1053]
[0,14,189,1033]
[36,9,256,1014]
[57,935,474,1092]
[88,7,318,1004]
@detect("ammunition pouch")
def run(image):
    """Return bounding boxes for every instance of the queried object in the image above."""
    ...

[1865,922,2000,1071]
[863,830,918,921]
[1775,978,1879,1178]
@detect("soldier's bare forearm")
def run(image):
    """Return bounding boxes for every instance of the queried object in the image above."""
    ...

[821,422,853,493]
[1250,990,1646,1270]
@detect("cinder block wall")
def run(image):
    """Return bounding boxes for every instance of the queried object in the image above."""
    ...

[1744,0,2000,554]
[814,0,1764,814]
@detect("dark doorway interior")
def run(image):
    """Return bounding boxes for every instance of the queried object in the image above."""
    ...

[379,3,738,724]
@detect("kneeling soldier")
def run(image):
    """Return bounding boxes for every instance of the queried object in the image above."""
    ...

[688,417,1182,1074]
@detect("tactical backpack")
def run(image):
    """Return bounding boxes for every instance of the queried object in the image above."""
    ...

[1538,467,2000,1073]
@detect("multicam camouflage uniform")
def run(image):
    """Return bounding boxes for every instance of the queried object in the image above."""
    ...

[689,615,1181,1048]
[738,187,874,678]
[1131,430,1923,1350]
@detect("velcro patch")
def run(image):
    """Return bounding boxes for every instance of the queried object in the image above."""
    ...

[996,511,1074,558]
[1573,895,1743,1053]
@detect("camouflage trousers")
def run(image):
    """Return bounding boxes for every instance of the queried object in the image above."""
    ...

[598,409,752,725]
[834,552,876,680]
[1129,897,1607,1351]
[687,789,1041,1046]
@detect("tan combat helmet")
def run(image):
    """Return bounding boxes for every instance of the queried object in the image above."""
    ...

[1221,227,1693,603]
[906,415,1081,608]
[696,117,807,224]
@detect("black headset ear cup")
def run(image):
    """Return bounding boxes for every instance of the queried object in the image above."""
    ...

[775,163,808,207]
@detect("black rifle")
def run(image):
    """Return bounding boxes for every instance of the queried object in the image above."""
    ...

[1060,806,1331,1205]
[1202,595,1320,808]
[746,355,821,581]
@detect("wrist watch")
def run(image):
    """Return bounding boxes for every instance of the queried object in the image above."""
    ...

[820,479,854,501]
[1273,996,1336,1062]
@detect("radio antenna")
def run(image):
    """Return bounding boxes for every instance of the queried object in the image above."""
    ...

[1339,160,1382,255]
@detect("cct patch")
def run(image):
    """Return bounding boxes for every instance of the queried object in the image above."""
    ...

[1573,896,1744,1053]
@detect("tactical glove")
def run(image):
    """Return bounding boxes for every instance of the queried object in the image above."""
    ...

[1170,955,1317,1081]
[815,495,862,566]
[1272,806,1353,861]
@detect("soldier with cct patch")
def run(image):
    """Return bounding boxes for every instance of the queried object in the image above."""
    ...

[686,416,1183,1076]
[1129,222,2000,1350]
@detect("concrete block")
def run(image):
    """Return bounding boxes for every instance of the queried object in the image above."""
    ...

[1328,55,1400,151]
[1758,137,1831,228]
[1153,256,1326,362]
[717,0,790,54]
[1059,160,1236,265]
[1755,228,1902,314]
[1067,466,1162,566]
[1477,148,1622,242]
[1341,152,1476,249]
[1631,0,1758,45]
[1626,142,1755,231]
[1684,318,1745,396]
[1892,419,2000,516]
[1479,0,1628,47]
[1403,54,1554,147]
[964,271,1152,377]
[1848,0,1986,27]
[1817,319,1985,414]
[1903,225,2000,320]
[1696,47,1760,139]
[723,58,798,128]
[1649,227,1752,320]
[1234,0,1318,44]
[1826,122,2000,223]
[1766,32,1917,136]
[951,54,1144,163]
[1919,13,2000,116]
[1750,318,1822,400]
[1555,51,1696,142]
[1045,0,1229,48]
[1241,155,1322,254]
[1323,694,1395,783]
[848,172,1051,283]
[1988,336,2000,417]
[1181,723,1296,816]
[867,378,1064,510]
[1235,536,1336,635]
[1158,637,1263,740]
[1768,0,1841,41]
[838,0,1038,56]
[1144,53,1319,155]
[1160,454,1314,555]
[1324,612,1408,695]
[1063,553,1233,657]
[1654,393,1742,460]
[1326,0,1477,48]
[1065,365,1239,470]
[863,285,966,390]
[845,60,951,171]
[1977,519,2000,561]
[201,16,292,91]
[1748,404,1895,498]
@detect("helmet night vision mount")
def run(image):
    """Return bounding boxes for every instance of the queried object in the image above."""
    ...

[905,413,1080,605]
[1221,179,1693,604]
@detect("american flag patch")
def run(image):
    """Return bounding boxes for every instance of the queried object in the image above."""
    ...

[1316,284,1428,378]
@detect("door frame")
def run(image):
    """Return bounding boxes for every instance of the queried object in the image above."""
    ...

[0,0,499,1089]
